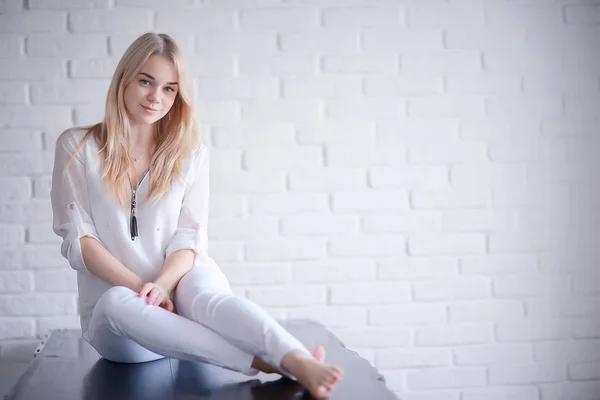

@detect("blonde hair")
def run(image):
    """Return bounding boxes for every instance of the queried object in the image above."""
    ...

[60,32,200,209]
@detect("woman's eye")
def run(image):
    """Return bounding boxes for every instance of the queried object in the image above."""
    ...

[140,79,150,85]
[165,87,174,93]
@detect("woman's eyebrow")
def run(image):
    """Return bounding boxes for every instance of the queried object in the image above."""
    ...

[139,72,178,85]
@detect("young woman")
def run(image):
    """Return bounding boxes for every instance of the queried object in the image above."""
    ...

[50,32,342,399]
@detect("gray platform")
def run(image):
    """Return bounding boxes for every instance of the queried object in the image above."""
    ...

[6,319,398,399]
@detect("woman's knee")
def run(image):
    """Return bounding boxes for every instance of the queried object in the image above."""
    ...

[96,286,136,315]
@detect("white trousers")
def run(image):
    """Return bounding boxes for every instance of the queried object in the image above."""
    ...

[85,257,310,380]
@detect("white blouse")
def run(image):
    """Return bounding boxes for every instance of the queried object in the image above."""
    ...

[51,128,209,341]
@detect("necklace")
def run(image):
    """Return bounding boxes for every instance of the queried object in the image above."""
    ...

[132,154,144,162]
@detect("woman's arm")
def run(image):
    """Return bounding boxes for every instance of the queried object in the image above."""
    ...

[51,130,145,291]
[154,249,195,293]
[81,236,145,292]
[157,145,211,293]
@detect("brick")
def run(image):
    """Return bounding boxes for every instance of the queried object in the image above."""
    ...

[489,363,566,385]
[241,7,318,30]
[0,36,22,58]
[496,320,571,343]
[486,95,562,118]
[208,216,278,240]
[408,141,487,164]
[406,368,486,390]
[211,122,295,148]
[407,4,484,29]
[288,306,368,328]
[288,168,366,191]
[281,213,359,236]
[0,272,33,293]
[323,6,402,28]
[220,263,291,285]
[296,121,375,145]
[417,324,492,346]
[322,54,397,74]
[378,257,459,280]
[369,303,446,325]
[29,0,109,7]
[0,59,65,80]
[332,190,409,212]
[376,348,451,369]
[247,285,326,307]
[238,54,316,77]
[460,254,538,276]
[327,144,406,167]
[0,177,31,200]
[248,192,328,215]
[485,4,563,30]
[365,75,442,96]
[462,387,540,400]
[327,98,406,119]
[330,326,410,348]
[408,95,485,118]
[197,77,278,100]
[241,99,320,121]
[292,260,376,283]
[0,130,43,151]
[330,235,405,257]
[449,300,524,323]
[196,31,276,55]
[411,187,489,209]
[362,211,441,234]
[534,339,600,364]
[0,294,76,316]
[156,9,233,31]
[408,233,485,256]
[212,170,283,193]
[0,225,25,245]
[459,117,539,142]
[280,30,359,53]
[34,270,77,292]
[493,274,570,298]
[402,50,481,74]
[377,119,461,145]
[413,277,491,301]
[27,34,106,57]
[244,147,323,170]
[0,83,27,105]
[22,246,68,269]
[362,29,443,52]
[569,362,600,381]
[0,319,35,339]
[0,153,55,176]
[330,282,410,305]
[454,344,533,366]
[207,241,244,262]
[246,238,324,261]
[31,80,109,104]
[0,11,65,33]
[446,27,526,50]
[69,9,152,32]
[442,209,517,232]
[283,76,362,98]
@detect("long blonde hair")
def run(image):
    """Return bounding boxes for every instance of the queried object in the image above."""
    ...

[61,32,200,209]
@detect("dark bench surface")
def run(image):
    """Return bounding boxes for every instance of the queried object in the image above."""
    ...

[6,319,398,400]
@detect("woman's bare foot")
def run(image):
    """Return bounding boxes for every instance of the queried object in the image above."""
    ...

[252,346,327,374]
[280,349,343,399]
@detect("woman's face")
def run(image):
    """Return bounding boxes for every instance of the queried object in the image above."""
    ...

[123,54,179,126]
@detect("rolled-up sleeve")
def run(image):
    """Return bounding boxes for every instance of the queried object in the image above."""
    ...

[165,144,210,260]
[51,132,101,273]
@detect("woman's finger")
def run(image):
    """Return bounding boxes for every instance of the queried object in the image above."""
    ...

[138,283,151,298]
[148,288,161,305]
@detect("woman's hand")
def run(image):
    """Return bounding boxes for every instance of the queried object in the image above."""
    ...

[138,282,178,315]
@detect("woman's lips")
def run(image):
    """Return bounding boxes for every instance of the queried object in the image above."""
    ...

[142,105,159,113]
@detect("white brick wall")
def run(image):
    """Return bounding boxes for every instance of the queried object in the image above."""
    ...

[1,1,599,399]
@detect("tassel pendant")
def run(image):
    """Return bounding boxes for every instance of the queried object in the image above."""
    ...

[130,189,138,241]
